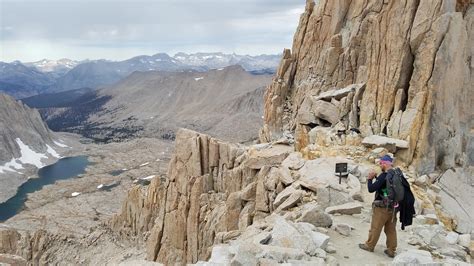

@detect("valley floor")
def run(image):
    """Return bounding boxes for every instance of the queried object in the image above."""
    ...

[1,137,172,237]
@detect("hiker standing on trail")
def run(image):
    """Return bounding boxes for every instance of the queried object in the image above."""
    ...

[359,155,412,258]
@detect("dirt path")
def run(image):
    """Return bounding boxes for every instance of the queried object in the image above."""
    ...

[326,182,413,265]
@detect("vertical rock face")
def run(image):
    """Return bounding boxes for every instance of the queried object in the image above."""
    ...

[262,0,473,174]
[0,93,61,203]
[0,228,52,265]
[0,93,54,163]
[110,129,289,264]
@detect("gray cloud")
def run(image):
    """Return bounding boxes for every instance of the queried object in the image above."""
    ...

[0,0,304,62]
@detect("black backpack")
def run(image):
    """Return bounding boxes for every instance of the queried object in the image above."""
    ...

[381,168,405,209]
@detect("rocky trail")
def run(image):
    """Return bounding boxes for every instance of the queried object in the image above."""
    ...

[0,128,472,265]
[186,127,472,266]
[324,190,412,264]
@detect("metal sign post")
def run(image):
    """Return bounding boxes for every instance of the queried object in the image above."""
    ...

[335,162,349,184]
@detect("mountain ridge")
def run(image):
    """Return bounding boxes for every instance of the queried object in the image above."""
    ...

[1,52,281,98]
[35,65,271,143]
[0,93,70,203]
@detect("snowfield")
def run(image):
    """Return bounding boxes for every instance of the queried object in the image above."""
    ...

[0,139,64,174]
[46,145,60,158]
[15,138,47,168]
[53,140,69,148]
[0,158,24,174]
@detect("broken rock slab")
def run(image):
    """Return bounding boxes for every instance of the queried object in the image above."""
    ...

[281,152,305,170]
[274,186,298,208]
[257,245,309,262]
[369,147,388,158]
[298,206,333,228]
[298,157,355,187]
[246,144,292,169]
[334,223,352,236]
[458,234,471,248]
[295,178,322,193]
[315,84,364,101]
[0,254,27,266]
[275,167,294,186]
[438,168,474,234]
[269,216,330,255]
[311,100,340,125]
[277,190,303,211]
[325,202,362,215]
[362,135,408,153]
[392,249,433,264]
[316,186,352,209]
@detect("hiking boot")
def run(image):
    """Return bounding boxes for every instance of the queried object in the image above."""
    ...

[358,243,374,252]
[384,249,395,258]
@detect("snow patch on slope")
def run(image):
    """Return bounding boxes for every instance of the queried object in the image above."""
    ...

[46,144,60,158]
[53,140,69,148]
[16,138,47,168]
[0,138,52,173]
[0,158,24,174]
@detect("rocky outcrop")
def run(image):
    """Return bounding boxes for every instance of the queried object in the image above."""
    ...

[0,93,66,203]
[437,168,474,234]
[109,129,282,264]
[0,228,54,265]
[108,128,364,264]
[261,0,474,174]
[0,93,53,164]
[201,215,331,264]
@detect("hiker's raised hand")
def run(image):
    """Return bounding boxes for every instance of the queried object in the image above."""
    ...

[368,171,376,180]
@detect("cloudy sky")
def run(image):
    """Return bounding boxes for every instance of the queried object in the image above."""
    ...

[0,0,305,62]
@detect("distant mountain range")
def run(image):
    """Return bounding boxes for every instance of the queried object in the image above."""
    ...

[0,62,56,98]
[27,65,271,143]
[0,53,280,98]
[24,58,80,78]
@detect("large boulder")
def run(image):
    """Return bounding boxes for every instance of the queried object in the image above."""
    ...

[437,168,474,234]
[334,223,352,236]
[274,167,295,186]
[316,186,352,209]
[392,249,433,264]
[0,254,27,266]
[269,217,330,255]
[298,205,333,228]
[297,157,356,187]
[315,84,362,101]
[276,191,303,211]
[221,215,332,264]
[281,152,306,170]
[362,135,409,153]
[274,186,298,208]
[325,202,362,215]
[206,245,233,264]
[311,100,340,125]
[246,144,292,169]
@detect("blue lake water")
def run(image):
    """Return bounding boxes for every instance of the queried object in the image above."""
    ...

[0,156,89,222]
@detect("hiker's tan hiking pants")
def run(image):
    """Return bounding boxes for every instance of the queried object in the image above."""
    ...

[365,206,397,254]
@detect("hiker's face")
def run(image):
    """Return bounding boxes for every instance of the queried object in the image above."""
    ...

[379,161,390,171]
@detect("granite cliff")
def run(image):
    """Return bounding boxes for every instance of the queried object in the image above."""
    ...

[261,0,473,175]
[0,93,69,203]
